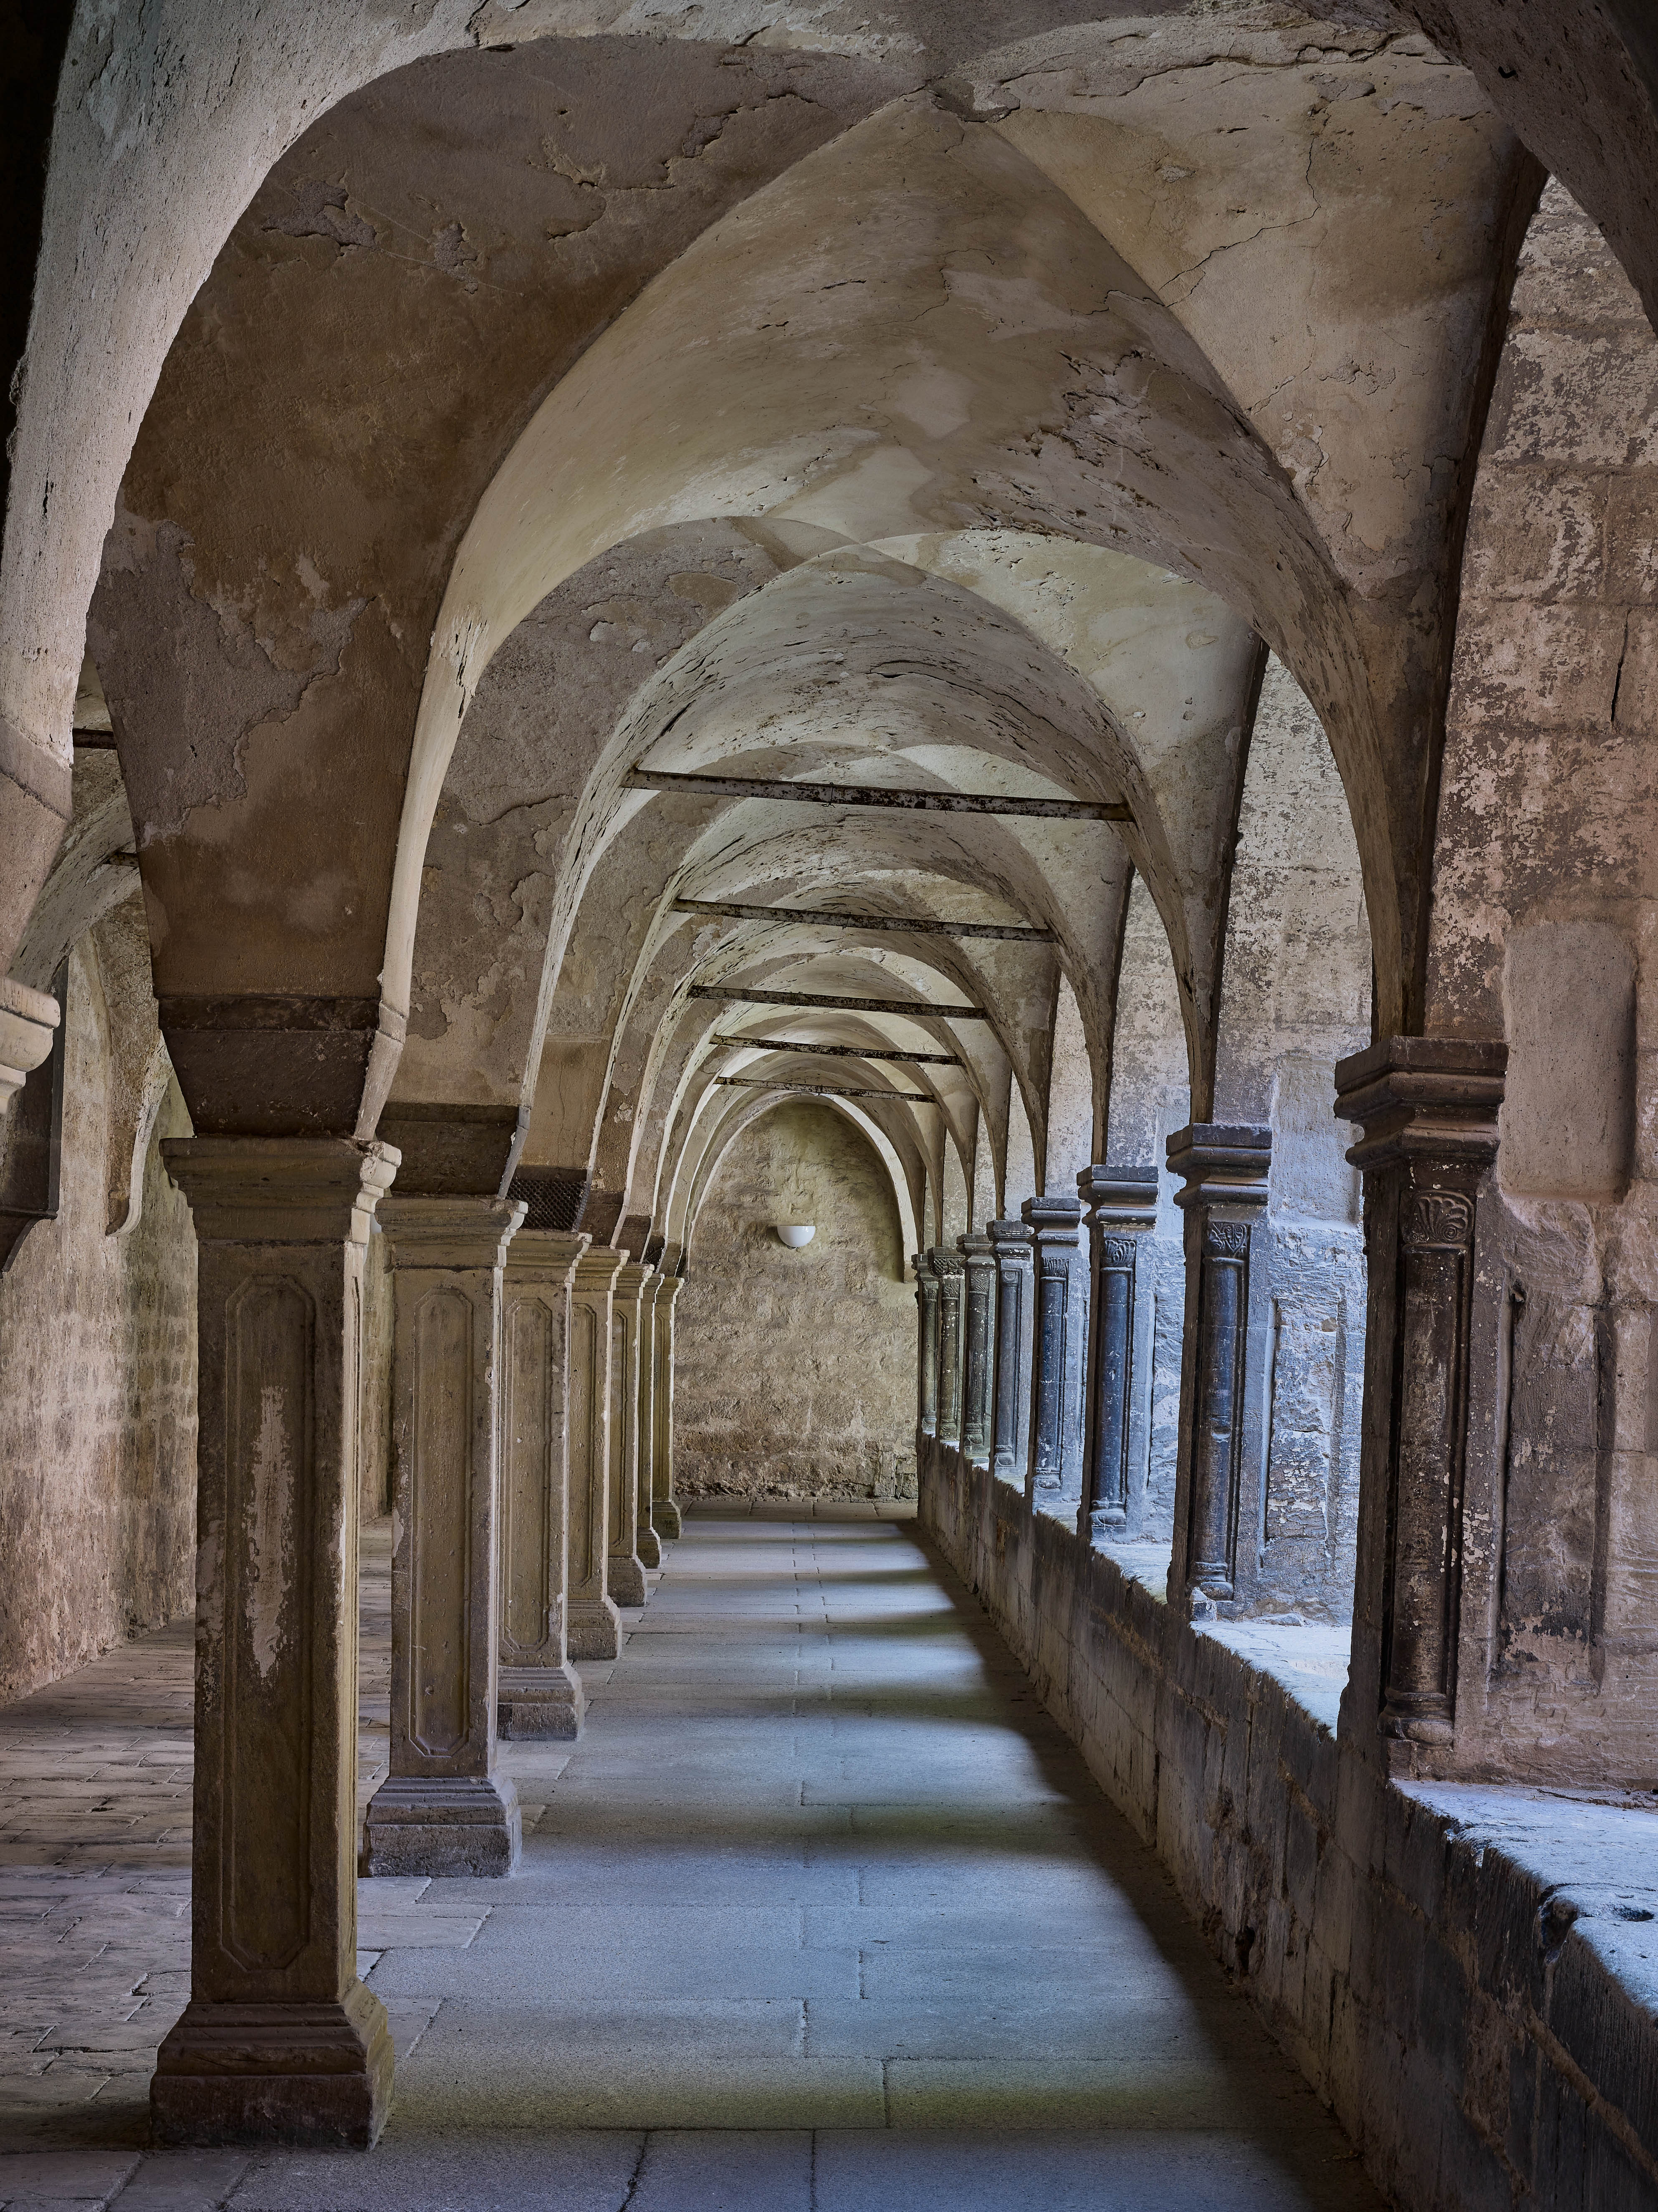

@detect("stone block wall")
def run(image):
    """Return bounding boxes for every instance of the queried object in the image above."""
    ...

[675,1099,917,1502]
[923,1437,1658,2212]
[0,934,197,1704]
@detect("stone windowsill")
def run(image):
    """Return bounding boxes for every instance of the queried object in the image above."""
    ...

[1097,1537,1351,1734]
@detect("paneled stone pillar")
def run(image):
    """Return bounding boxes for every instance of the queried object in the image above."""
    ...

[987,1220,1035,1486]
[608,1258,652,1598]
[1334,1039,1504,1760]
[959,1232,996,1468]
[635,1271,663,1562]
[651,1272,685,1541]
[913,1253,940,1436]
[152,1137,398,2149]
[1023,1194,1087,1511]
[364,1196,524,1875]
[1168,1127,1271,1615]
[495,1232,587,1731]
[566,1243,624,1659]
[928,1248,965,1448]
[1078,1167,1159,1541]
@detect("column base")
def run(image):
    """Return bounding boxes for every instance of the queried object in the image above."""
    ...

[651,1499,682,1540]
[607,1553,647,1606]
[150,1984,393,2149]
[363,1774,521,1876]
[567,1596,622,1661]
[497,1662,585,1740]
[637,1523,662,1570]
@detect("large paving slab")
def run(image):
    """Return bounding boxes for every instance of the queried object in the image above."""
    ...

[0,1509,1380,2209]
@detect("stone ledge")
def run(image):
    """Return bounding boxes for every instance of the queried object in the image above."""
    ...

[922,1437,1658,2212]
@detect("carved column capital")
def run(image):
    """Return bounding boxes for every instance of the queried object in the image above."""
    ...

[987,1218,1034,1273]
[505,1229,589,1291]
[376,1193,524,1272]
[570,1242,622,1298]
[164,1135,400,1245]
[1078,1163,1159,1233]
[0,976,59,1117]
[1333,1035,1505,1174]
[1167,1124,1272,1213]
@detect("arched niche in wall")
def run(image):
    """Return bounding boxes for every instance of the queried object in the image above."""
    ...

[673,1094,918,1506]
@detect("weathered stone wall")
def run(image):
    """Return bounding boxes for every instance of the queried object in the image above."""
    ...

[1424,180,1658,1783]
[0,934,197,1705]
[675,1099,915,1501]
[924,1438,1658,2212]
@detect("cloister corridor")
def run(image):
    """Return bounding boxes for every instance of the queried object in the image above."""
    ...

[0,1511,1369,2211]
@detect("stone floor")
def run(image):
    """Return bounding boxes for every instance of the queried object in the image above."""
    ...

[0,1507,1381,2210]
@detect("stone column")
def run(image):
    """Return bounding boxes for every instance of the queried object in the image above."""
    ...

[958,1232,997,1468]
[928,1248,965,1447]
[635,1271,663,1564]
[1334,1039,1504,1757]
[651,1272,685,1541]
[152,1137,398,2149]
[987,1220,1035,1486]
[567,1243,624,1657]
[1167,1126,1272,1614]
[1023,1194,1088,1511]
[608,1258,652,1598]
[364,1196,524,1875]
[1078,1167,1160,1541]
[913,1254,940,1436]
[495,1231,589,1731]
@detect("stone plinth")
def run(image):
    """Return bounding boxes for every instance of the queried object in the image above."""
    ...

[497,1230,589,1733]
[365,1196,524,1874]
[152,1137,399,2149]
[569,1243,625,1659]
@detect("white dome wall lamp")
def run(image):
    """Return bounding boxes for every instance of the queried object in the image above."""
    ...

[776,1224,816,1249]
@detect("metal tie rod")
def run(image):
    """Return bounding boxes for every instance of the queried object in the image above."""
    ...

[690,983,988,1020]
[714,1075,930,1103]
[628,768,1130,822]
[715,1034,962,1067]
[675,896,1053,943]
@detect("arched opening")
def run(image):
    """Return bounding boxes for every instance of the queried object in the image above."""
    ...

[675,1097,916,1507]
[6,16,1658,2207]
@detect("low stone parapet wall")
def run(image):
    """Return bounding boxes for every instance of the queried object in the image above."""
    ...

[918,1434,1658,2212]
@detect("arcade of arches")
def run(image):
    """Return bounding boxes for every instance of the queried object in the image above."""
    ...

[2,4,1658,2207]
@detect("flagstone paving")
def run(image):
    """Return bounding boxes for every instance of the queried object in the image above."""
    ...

[0,1507,1379,2209]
